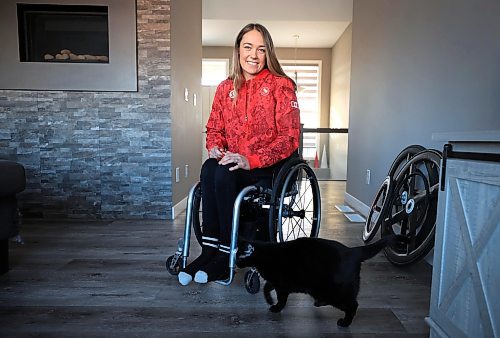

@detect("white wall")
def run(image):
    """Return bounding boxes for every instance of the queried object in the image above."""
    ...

[329,24,352,180]
[171,0,203,216]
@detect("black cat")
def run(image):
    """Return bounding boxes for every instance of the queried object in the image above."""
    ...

[237,235,406,327]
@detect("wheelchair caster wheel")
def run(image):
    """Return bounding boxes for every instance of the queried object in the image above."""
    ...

[166,255,181,275]
[245,269,260,294]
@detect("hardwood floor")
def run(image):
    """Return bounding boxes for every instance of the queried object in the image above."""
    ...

[0,181,431,337]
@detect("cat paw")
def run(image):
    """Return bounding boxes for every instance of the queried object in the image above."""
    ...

[337,318,351,327]
[269,305,282,313]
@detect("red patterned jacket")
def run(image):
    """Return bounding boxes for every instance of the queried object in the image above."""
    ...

[206,69,300,169]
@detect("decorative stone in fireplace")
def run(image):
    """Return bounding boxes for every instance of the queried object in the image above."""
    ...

[0,0,137,91]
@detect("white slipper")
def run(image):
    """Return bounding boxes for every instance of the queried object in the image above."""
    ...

[194,270,208,284]
[178,271,193,286]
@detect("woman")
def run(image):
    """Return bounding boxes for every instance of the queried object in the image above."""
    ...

[178,23,301,285]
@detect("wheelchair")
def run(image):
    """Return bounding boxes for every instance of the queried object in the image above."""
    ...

[166,155,321,293]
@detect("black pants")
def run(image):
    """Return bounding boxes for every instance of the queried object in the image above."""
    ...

[200,153,297,246]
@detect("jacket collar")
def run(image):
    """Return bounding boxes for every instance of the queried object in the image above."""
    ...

[244,68,270,83]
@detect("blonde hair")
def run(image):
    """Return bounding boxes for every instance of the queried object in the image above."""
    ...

[229,23,296,99]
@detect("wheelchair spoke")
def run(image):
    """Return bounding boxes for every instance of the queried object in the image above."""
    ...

[284,218,302,241]
[284,209,312,240]
[294,217,309,238]
[282,208,308,240]
[385,208,407,226]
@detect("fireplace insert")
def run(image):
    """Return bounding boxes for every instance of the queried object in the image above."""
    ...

[17,3,109,63]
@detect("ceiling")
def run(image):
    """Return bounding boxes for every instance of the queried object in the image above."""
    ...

[202,0,353,48]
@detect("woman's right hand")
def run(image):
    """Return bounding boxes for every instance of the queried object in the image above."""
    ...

[209,146,225,159]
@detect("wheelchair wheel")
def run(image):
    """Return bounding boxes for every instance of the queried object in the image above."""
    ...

[166,255,181,275]
[387,144,426,178]
[269,162,321,242]
[268,157,307,241]
[244,269,260,294]
[382,149,441,265]
[362,145,425,243]
[363,176,391,242]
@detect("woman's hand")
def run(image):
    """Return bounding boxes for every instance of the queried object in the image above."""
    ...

[209,146,225,159]
[219,151,250,171]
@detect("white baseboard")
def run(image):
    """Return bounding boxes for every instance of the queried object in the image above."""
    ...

[171,196,187,220]
[344,192,370,217]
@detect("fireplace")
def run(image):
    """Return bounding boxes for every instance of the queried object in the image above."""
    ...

[0,0,137,91]
[17,4,109,63]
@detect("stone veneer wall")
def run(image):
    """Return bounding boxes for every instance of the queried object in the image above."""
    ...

[0,0,172,219]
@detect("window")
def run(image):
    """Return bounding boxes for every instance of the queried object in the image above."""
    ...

[281,61,321,160]
[202,59,229,86]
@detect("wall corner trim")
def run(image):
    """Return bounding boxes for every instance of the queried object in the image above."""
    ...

[172,196,187,220]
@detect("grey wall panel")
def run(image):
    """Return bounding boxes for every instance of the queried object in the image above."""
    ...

[348,0,500,209]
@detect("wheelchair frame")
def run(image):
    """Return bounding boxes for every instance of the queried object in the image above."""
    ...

[166,158,321,288]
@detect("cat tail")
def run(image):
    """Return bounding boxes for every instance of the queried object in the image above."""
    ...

[359,234,407,261]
